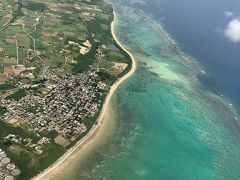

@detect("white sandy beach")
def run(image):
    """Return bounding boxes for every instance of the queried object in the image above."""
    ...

[32,12,137,180]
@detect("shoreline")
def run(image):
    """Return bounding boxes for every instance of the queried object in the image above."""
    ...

[32,11,137,180]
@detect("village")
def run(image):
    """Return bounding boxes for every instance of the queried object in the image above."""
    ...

[1,69,109,147]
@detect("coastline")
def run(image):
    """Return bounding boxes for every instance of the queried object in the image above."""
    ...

[32,11,137,180]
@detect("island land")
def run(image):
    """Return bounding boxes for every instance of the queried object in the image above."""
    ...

[33,11,137,180]
[0,0,134,179]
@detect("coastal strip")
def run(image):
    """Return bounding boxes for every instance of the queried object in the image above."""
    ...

[32,11,137,180]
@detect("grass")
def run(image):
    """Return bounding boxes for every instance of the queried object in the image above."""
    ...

[24,1,48,11]
[113,41,133,78]
[97,71,117,85]
[106,50,127,62]
[0,121,35,140]
[5,44,17,57]
[7,26,24,36]
[26,105,40,114]
[0,83,16,90]
[72,39,99,73]
[0,106,7,115]
[46,51,65,67]
[6,89,27,101]
[0,30,6,43]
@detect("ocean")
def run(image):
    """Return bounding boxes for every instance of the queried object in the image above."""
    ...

[51,0,240,179]
[144,0,240,105]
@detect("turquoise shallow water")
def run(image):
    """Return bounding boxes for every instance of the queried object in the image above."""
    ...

[53,0,240,179]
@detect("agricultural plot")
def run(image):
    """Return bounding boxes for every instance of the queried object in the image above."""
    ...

[16,34,30,65]
[0,64,4,74]
[0,30,6,45]
[5,44,16,58]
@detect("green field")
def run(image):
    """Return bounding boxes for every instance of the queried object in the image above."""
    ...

[6,89,27,101]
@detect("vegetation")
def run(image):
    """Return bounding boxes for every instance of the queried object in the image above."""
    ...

[6,89,27,101]
[0,106,6,115]
[0,83,16,90]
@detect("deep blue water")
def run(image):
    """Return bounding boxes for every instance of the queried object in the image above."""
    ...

[139,0,240,105]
